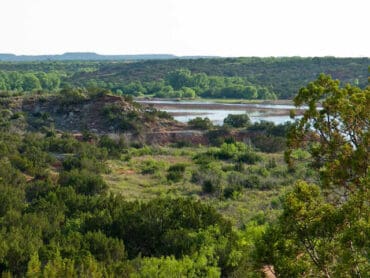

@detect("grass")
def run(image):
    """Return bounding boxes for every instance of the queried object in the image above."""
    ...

[103,150,201,201]
[103,145,309,226]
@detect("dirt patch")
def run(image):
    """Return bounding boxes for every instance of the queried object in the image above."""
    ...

[23,174,34,182]
[261,265,276,278]
[116,169,135,175]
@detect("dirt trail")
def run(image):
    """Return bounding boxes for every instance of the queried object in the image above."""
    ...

[262,265,276,278]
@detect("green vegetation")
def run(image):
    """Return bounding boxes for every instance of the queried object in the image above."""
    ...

[0,64,368,278]
[223,113,251,128]
[0,70,62,91]
[0,57,368,99]
[188,117,213,130]
[259,74,370,277]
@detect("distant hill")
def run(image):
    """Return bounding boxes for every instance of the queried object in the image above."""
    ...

[68,57,369,98]
[0,52,181,61]
[0,56,368,99]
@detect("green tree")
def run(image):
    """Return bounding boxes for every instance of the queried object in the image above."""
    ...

[22,73,41,91]
[26,252,41,278]
[59,169,108,195]
[8,71,24,91]
[165,69,192,90]
[154,85,175,98]
[188,117,213,130]
[223,113,251,128]
[180,87,196,98]
[287,74,369,196]
[0,72,9,90]
[264,75,370,277]
[244,86,258,99]
[166,163,186,182]
[191,72,209,92]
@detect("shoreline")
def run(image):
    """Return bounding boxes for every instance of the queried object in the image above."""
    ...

[137,99,305,117]
[135,97,295,105]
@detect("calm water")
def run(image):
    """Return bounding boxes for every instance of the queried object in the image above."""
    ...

[137,100,300,125]
[138,99,299,109]
[164,108,293,125]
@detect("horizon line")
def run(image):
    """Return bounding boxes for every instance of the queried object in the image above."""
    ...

[0,52,369,59]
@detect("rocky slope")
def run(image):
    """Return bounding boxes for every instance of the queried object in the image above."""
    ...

[1,93,184,135]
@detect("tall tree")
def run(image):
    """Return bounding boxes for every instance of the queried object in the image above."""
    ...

[261,75,369,277]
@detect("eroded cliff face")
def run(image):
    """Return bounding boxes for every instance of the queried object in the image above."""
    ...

[1,94,256,145]
[2,94,183,133]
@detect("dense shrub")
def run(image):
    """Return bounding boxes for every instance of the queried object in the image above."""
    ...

[247,121,292,152]
[237,150,262,164]
[188,117,213,130]
[251,134,286,153]
[166,163,186,182]
[141,159,163,175]
[223,114,251,128]
[223,184,242,199]
[98,135,127,157]
[191,165,224,196]
[203,142,262,164]
[59,169,108,195]
[206,126,233,146]
[58,88,87,105]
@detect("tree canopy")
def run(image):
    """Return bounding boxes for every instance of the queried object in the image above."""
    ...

[259,74,370,277]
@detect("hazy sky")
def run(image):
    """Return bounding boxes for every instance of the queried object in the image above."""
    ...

[1,0,369,57]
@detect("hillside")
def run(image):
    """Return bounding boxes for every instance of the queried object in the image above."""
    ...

[0,91,183,135]
[0,57,368,99]
[0,52,178,61]
[71,57,368,98]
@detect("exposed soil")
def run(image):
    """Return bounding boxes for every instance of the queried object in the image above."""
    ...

[3,94,184,134]
[262,265,276,278]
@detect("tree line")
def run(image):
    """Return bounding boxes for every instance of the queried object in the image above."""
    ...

[0,56,368,98]
[0,71,62,92]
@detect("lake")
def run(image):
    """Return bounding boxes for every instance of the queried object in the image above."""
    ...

[137,99,303,125]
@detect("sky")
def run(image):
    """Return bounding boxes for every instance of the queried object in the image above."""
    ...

[0,0,369,57]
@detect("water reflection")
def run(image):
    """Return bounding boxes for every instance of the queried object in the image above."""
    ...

[138,100,299,125]
[165,108,293,125]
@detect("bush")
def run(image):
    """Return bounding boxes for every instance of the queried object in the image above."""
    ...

[166,163,186,182]
[218,142,240,160]
[62,156,81,171]
[237,150,262,164]
[83,231,126,263]
[141,159,163,175]
[188,117,213,130]
[59,169,108,195]
[206,126,233,146]
[247,121,291,152]
[59,88,87,105]
[202,178,223,196]
[209,142,261,164]
[244,175,261,189]
[202,179,215,194]
[193,166,224,196]
[223,185,242,199]
[223,114,251,128]
[99,135,127,158]
[248,121,292,137]
[144,108,173,120]
[25,179,55,202]
[251,134,286,153]
[171,141,192,148]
